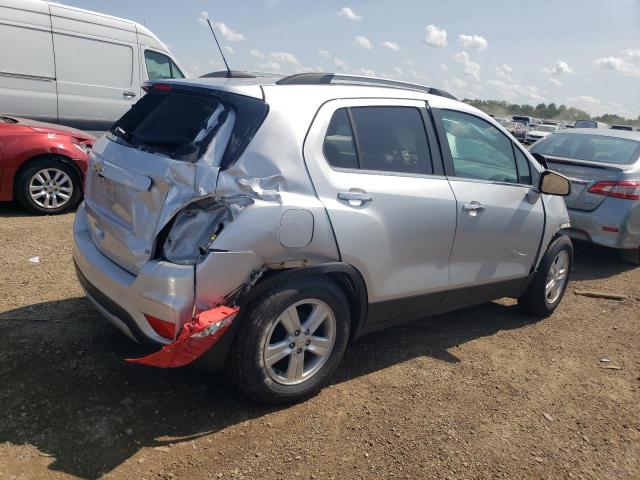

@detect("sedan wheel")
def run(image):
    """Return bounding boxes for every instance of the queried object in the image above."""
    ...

[544,250,569,304]
[263,299,337,386]
[28,168,74,210]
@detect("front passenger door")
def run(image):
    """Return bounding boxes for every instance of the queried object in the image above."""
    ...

[434,109,544,302]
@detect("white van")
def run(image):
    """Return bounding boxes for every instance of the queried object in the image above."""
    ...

[0,0,186,133]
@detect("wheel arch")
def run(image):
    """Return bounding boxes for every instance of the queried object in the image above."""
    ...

[13,153,83,195]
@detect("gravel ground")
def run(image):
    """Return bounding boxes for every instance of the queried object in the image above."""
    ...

[0,202,639,480]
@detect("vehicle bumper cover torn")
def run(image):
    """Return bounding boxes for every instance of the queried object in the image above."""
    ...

[126,305,239,368]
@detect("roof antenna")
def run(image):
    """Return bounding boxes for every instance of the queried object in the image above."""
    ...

[206,18,232,78]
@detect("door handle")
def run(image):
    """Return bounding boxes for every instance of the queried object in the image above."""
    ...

[123,91,137,98]
[338,191,373,203]
[462,202,485,216]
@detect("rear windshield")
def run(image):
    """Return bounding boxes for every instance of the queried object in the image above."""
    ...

[531,133,640,165]
[109,88,268,166]
[574,120,597,128]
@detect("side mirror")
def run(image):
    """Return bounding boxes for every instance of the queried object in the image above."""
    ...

[531,152,548,169]
[538,170,571,196]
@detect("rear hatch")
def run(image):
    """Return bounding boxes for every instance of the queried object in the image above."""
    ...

[531,132,640,211]
[83,83,268,274]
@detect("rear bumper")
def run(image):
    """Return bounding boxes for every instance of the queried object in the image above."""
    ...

[566,199,640,250]
[73,204,195,345]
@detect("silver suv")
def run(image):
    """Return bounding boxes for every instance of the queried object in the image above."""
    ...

[73,73,573,404]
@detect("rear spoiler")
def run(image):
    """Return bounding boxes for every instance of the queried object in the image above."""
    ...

[544,155,627,172]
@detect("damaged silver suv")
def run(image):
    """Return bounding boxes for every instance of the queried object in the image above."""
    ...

[73,73,574,404]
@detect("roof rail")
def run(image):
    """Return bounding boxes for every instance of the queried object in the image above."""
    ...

[200,70,258,78]
[276,73,458,100]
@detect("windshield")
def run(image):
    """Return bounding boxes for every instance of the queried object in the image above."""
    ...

[531,133,640,165]
[574,120,596,128]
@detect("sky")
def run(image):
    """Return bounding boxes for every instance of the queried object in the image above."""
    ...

[61,0,640,118]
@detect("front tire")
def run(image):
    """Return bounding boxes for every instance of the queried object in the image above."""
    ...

[519,235,573,317]
[228,276,351,405]
[15,157,82,215]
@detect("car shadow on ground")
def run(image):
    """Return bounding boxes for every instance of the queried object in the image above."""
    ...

[571,240,636,281]
[0,201,31,217]
[0,295,536,479]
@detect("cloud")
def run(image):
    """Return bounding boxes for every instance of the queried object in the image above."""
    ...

[318,49,331,59]
[197,11,209,26]
[269,51,300,65]
[410,70,427,80]
[264,0,280,7]
[423,24,447,47]
[223,46,234,55]
[458,34,488,51]
[381,41,400,51]
[352,67,375,76]
[595,49,640,77]
[451,77,467,88]
[393,67,403,75]
[354,36,373,50]
[543,60,573,75]
[548,78,563,87]
[198,14,245,42]
[337,7,362,21]
[495,64,513,81]
[334,57,349,71]
[440,64,448,71]
[250,49,265,59]
[486,79,544,103]
[453,51,480,81]
[259,60,281,72]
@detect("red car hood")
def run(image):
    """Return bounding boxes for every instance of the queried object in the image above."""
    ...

[7,116,96,142]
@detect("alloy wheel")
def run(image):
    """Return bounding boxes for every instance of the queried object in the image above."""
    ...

[545,250,569,304]
[28,168,74,210]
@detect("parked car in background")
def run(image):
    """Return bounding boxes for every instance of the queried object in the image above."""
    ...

[500,120,528,142]
[574,119,608,129]
[73,72,573,404]
[610,125,634,131]
[531,129,640,264]
[0,114,94,213]
[512,115,537,126]
[524,124,558,144]
[0,0,186,135]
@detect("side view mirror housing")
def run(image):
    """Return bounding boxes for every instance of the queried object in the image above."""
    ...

[538,170,571,196]
[531,152,548,169]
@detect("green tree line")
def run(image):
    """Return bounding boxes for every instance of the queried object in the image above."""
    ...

[463,99,640,128]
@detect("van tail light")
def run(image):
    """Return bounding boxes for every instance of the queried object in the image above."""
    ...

[587,181,640,201]
[144,314,175,339]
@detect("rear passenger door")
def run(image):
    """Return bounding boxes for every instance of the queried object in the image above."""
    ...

[304,99,457,325]
[432,108,544,305]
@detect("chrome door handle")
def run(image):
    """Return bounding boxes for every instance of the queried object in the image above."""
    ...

[123,91,137,98]
[462,202,485,216]
[338,191,373,203]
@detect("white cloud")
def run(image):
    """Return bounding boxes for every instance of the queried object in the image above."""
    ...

[543,60,573,75]
[318,49,331,59]
[595,50,640,77]
[495,64,513,81]
[197,11,209,26]
[269,51,300,65]
[486,79,544,103]
[423,24,447,47]
[250,49,265,59]
[452,77,467,88]
[260,60,281,71]
[440,64,448,71]
[354,35,373,50]
[458,34,488,51]
[223,46,234,55]
[198,15,245,42]
[337,7,362,21]
[548,78,563,87]
[381,41,400,51]
[410,70,427,80]
[264,0,280,7]
[393,67,403,75]
[453,51,480,81]
[352,67,375,76]
[334,57,349,71]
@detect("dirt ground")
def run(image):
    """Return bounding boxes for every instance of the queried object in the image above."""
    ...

[0,201,639,480]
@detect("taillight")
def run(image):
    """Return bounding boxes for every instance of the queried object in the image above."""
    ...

[142,82,172,92]
[587,181,640,201]
[144,314,175,339]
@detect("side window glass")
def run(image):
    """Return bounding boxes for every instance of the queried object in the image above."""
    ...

[323,108,358,169]
[350,107,432,174]
[440,110,518,183]
[145,51,183,80]
[514,146,532,184]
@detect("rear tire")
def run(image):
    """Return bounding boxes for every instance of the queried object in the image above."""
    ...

[227,276,351,405]
[519,235,573,317]
[15,157,82,215]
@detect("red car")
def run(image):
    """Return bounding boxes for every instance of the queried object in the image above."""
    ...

[0,115,95,214]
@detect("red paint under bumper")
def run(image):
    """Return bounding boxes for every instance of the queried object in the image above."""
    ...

[126,305,239,368]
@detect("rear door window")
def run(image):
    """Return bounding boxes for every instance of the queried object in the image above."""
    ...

[144,50,184,80]
[322,106,433,175]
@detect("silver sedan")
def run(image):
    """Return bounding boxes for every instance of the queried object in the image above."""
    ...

[530,128,640,264]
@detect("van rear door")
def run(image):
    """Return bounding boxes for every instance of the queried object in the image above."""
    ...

[50,4,141,133]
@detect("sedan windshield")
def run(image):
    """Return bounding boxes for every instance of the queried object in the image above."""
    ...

[531,133,640,165]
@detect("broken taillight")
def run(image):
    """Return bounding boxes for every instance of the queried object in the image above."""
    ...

[144,314,175,339]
